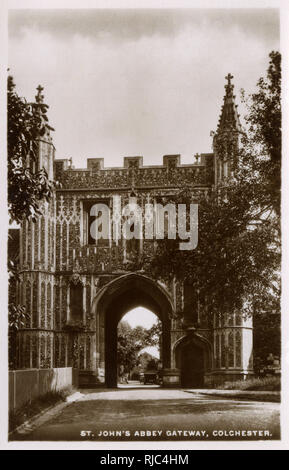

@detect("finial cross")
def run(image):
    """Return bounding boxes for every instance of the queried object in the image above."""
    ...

[225,73,234,86]
[35,84,44,103]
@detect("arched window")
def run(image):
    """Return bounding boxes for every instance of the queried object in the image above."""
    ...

[126,218,141,258]
[83,199,110,246]
[123,200,142,260]
[228,330,234,367]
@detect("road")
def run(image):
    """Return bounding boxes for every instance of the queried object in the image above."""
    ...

[12,384,280,441]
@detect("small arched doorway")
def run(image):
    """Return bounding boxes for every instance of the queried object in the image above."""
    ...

[94,274,173,388]
[175,334,210,388]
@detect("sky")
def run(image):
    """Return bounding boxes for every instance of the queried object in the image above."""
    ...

[121,307,158,329]
[8,7,279,169]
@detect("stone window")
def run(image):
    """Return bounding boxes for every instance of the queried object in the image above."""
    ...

[154,196,177,241]
[123,196,142,260]
[124,216,141,260]
[82,199,110,246]
[221,331,226,368]
[126,231,140,255]
[70,281,83,322]
[235,330,242,367]
[228,330,234,367]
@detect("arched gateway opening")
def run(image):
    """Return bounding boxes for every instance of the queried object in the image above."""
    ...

[118,308,160,386]
[93,274,173,388]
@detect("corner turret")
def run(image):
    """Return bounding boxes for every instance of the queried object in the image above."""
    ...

[33,85,55,179]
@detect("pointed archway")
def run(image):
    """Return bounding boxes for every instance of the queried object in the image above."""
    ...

[174,333,211,388]
[92,273,174,388]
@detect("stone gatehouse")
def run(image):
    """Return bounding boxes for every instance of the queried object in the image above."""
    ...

[14,76,253,388]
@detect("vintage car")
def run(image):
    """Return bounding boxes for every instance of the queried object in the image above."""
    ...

[143,370,159,385]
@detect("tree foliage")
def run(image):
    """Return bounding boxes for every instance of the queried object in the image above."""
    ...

[117,320,161,373]
[239,51,281,216]
[8,75,55,224]
[142,52,281,363]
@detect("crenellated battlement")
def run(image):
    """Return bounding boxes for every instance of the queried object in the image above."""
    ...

[54,153,215,190]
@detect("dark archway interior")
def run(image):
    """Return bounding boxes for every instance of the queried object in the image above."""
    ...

[100,276,172,388]
[176,338,206,388]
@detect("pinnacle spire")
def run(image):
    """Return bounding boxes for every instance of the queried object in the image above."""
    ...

[216,73,242,133]
[33,84,54,137]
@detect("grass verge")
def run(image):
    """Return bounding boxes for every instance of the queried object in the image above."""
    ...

[217,375,280,391]
[9,386,75,432]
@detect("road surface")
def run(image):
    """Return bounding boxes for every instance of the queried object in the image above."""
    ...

[12,385,280,441]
